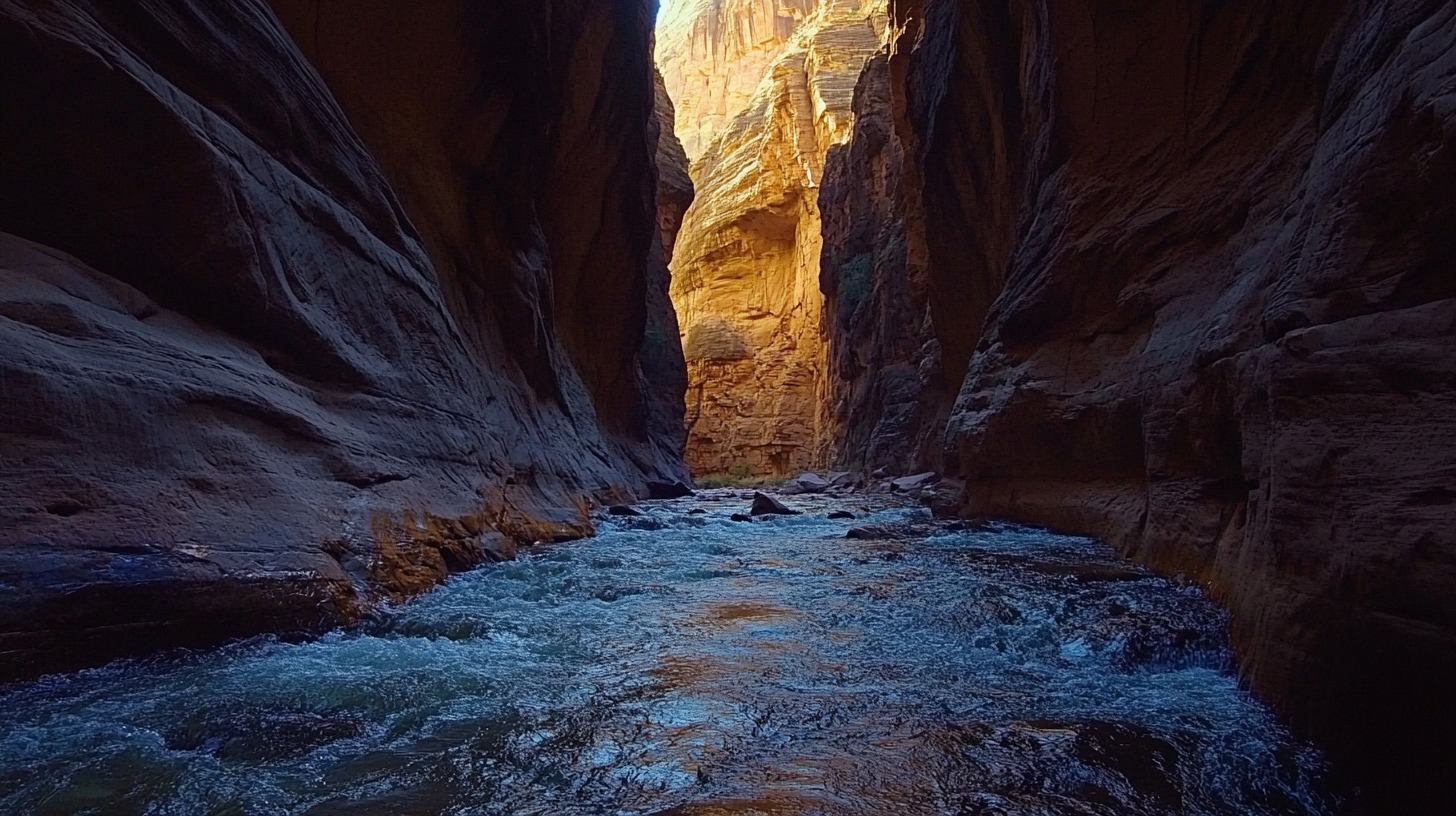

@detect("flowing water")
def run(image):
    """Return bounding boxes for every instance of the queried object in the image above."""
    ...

[0,491,1336,815]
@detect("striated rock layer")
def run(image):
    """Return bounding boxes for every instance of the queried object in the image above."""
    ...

[0,0,687,681]
[664,0,886,476]
[658,0,818,162]
[823,0,1455,809]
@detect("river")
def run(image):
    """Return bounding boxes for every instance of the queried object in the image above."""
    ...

[0,490,1336,815]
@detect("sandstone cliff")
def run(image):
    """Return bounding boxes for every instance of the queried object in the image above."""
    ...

[823,0,1455,809]
[0,0,686,680]
[664,0,886,476]
[658,0,817,162]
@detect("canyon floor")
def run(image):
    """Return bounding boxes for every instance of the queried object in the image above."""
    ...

[0,490,1336,815]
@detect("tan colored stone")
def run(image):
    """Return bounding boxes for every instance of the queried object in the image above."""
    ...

[661,0,886,477]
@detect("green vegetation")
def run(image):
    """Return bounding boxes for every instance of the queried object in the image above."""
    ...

[695,465,783,489]
[837,253,873,315]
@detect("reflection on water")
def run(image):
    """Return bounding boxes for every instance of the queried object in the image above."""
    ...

[0,491,1337,815]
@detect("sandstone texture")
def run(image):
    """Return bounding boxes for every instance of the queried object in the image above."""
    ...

[658,0,816,162]
[0,0,686,680]
[822,0,1455,809]
[663,0,887,476]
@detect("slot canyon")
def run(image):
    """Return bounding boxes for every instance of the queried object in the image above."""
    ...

[0,0,1452,813]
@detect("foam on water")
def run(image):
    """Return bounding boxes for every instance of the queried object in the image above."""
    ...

[0,491,1337,815]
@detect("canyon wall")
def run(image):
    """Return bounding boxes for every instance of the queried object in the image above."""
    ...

[657,0,818,162]
[823,0,1455,809]
[663,0,886,476]
[819,53,948,472]
[0,0,687,680]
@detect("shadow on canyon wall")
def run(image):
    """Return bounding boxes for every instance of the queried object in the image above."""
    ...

[0,0,1451,812]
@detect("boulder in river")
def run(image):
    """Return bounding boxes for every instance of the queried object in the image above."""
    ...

[780,472,831,495]
[828,510,855,520]
[647,481,695,499]
[891,472,940,492]
[730,513,753,522]
[750,492,799,516]
[608,505,641,516]
[687,508,707,515]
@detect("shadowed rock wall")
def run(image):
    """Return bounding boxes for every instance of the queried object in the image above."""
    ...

[0,0,687,680]
[823,0,1455,809]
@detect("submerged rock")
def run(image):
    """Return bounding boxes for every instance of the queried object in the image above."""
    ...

[828,510,856,520]
[608,505,642,517]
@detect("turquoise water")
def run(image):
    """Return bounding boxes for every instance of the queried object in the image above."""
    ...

[0,491,1335,815]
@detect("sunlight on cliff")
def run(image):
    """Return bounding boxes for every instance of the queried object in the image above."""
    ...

[656,0,889,480]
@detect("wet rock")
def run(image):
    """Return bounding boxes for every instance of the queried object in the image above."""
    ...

[608,505,642,517]
[891,472,939,492]
[750,492,799,516]
[730,513,753,523]
[846,525,903,541]
[646,481,695,500]
[780,472,831,495]
[828,511,856,520]
[687,508,707,515]
[870,467,891,479]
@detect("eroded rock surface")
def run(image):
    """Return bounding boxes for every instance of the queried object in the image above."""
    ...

[822,0,1455,809]
[0,0,686,680]
[663,0,887,477]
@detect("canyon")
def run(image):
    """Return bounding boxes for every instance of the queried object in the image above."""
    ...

[0,0,688,679]
[0,0,1451,812]
[816,2,1456,811]
[661,0,887,476]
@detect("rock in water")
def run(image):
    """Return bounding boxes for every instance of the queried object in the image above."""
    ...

[646,481,695,500]
[781,472,832,495]
[828,511,856,520]
[608,505,642,517]
[729,513,753,523]
[891,472,939,492]
[750,492,799,516]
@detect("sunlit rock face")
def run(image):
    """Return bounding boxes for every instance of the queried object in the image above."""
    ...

[658,0,816,162]
[661,0,887,477]
[0,0,686,680]
[824,0,1455,809]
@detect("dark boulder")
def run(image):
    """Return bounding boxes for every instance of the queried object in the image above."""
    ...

[750,492,799,516]
[646,480,695,500]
